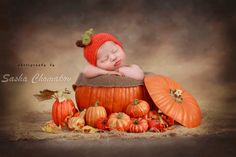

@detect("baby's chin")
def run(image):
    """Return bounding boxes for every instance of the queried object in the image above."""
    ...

[98,62,124,71]
[104,65,121,71]
[105,67,118,71]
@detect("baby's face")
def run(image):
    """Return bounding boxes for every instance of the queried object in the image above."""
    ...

[96,41,126,71]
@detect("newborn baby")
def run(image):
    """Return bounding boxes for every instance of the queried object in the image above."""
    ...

[76,29,144,80]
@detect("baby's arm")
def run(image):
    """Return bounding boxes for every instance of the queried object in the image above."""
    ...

[82,64,122,78]
[118,64,144,80]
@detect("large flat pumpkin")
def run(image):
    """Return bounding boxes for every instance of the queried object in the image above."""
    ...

[144,75,202,128]
[73,74,154,114]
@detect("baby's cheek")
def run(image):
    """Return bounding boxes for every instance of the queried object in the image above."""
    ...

[98,62,115,71]
[97,61,107,68]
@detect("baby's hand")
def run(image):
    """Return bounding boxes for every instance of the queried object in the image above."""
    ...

[107,71,124,76]
[117,64,144,80]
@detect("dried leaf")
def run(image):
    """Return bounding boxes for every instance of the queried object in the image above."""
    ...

[81,125,98,133]
[67,116,85,131]
[34,89,58,101]
[41,121,60,134]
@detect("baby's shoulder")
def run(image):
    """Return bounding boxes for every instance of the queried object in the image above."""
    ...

[128,64,142,70]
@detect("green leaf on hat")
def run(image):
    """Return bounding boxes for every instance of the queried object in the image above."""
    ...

[82,28,94,45]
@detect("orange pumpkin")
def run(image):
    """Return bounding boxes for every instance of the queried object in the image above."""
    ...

[96,117,109,130]
[74,86,152,114]
[108,112,131,132]
[73,74,154,114]
[85,101,107,128]
[126,99,150,118]
[161,114,175,126]
[144,75,202,128]
[67,109,86,130]
[148,110,159,120]
[129,118,148,133]
[148,118,168,132]
[52,98,77,126]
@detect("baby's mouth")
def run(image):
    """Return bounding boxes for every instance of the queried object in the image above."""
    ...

[114,60,121,67]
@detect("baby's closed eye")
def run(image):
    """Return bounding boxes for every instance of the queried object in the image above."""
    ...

[112,48,118,54]
[101,56,109,62]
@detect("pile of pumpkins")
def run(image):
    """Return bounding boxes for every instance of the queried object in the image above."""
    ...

[52,97,174,133]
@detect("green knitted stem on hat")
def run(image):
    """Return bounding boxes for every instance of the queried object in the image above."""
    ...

[82,28,94,45]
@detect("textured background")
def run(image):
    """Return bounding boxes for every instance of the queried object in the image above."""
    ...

[0,0,236,156]
[1,0,236,119]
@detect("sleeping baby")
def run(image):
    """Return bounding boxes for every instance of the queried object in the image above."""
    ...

[76,29,144,80]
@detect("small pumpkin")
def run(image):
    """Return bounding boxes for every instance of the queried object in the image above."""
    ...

[126,99,150,118]
[108,112,131,132]
[67,109,86,130]
[148,110,159,120]
[52,98,77,127]
[129,118,148,133]
[161,115,175,126]
[34,89,77,127]
[85,101,107,128]
[96,117,109,130]
[148,117,168,132]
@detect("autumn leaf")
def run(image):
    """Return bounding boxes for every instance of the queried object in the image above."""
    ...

[81,125,98,133]
[34,89,58,101]
[41,121,60,134]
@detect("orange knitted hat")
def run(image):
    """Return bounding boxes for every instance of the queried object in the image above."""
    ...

[76,31,123,66]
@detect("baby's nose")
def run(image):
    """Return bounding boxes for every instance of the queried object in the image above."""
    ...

[110,54,117,62]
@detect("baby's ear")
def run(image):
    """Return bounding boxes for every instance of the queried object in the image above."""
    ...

[76,40,85,47]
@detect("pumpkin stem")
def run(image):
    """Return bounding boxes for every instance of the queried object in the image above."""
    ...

[133,99,139,105]
[134,119,139,125]
[174,89,182,97]
[159,116,164,124]
[60,88,71,101]
[117,112,123,119]
[94,100,100,107]
[62,88,71,95]
[51,95,57,99]
[158,109,163,114]
[170,89,183,103]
